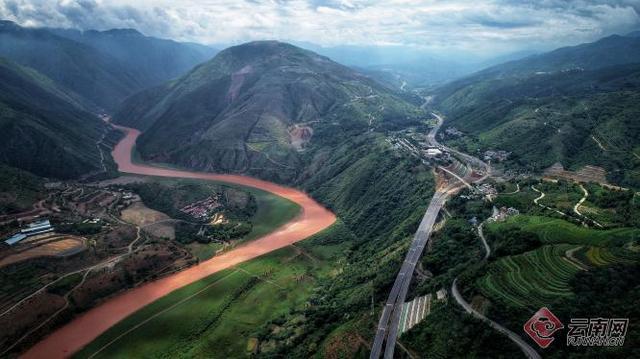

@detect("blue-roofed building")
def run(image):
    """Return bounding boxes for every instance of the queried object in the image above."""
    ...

[21,219,53,236]
[4,233,27,246]
[3,219,55,246]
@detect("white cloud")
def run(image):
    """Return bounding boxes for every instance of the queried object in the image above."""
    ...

[1,0,639,55]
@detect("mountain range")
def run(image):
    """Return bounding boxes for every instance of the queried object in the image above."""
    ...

[0,21,216,111]
[0,21,218,180]
[433,33,640,188]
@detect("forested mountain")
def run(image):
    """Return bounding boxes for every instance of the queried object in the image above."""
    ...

[0,21,215,111]
[50,28,217,90]
[0,57,106,179]
[115,40,424,182]
[434,33,640,188]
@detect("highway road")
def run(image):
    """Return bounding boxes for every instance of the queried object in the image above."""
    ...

[370,190,452,358]
[371,112,489,358]
[429,113,491,179]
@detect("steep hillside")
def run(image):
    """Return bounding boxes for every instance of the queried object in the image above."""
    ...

[0,164,45,215]
[434,34,640,188]
[0,57,107,179]
[115,41,424,182]
[0,20,140,111]
[50,28,216,89]
[0,21,215,111]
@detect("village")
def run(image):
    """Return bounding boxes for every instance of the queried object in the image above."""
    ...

[0,179,197,345]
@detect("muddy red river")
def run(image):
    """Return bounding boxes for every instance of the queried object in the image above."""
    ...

[23,125,336,358]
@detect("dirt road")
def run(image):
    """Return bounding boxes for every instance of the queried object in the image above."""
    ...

[23,125,336,358]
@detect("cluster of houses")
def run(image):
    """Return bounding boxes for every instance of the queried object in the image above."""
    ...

[444,127,464,137]
[488,206,520,222]
[180,196,222,220]
[4,219,54,246]
[476,183,498,197]
[483,150,510,162]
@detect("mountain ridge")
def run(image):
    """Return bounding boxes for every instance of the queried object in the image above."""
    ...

[0,21,215,111]
[433,33,640,188]
[0,56,108,179]
[114,40,424,182]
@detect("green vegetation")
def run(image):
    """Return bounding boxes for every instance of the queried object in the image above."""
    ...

[545,264,640,358]
[46,272,84,296]
[435,34,640,189]
[536,180,583,212]
[0,262,49,312]
[119,177,300,263]
[581,183,640,228]
[243,186,299,242]
[115,41,424,183]
[126,180,257,222]
[0,164,44,215]
[79,125,435,357]
[125,178,299,260]
[477,244,581,308]
[74,223,350,359]
[0,21,214,111]
[0,57,107,179]
[403,302,521,358]
[581,246,639,267]
[485,215,640,247]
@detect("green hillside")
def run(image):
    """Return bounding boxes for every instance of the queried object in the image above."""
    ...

[114,41,424,182]
[434,34,640,188]
[0,21,215,111]
[0,164,45,215]
[50,28,216,90]
[0,57,106,178]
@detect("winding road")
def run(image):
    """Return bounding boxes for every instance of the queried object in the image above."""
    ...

[477,223,490,260]
[22,125,336,358]
[448,224,541,359]
[451,279,541,359]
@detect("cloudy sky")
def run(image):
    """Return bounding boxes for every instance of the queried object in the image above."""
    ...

[1,0,639,57]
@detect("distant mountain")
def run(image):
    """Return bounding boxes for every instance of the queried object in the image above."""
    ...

[358,59,475,90]
[291,43,477,89]
[50,27,217,89]
[433,33,640,188]
[0,57,107,179]
[472,34,640,79]
[115,41,423,182]
[626,30,640,37]
[0,21,215,111]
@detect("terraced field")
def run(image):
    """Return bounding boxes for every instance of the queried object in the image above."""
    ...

[485,215,640,247]
[477,245,580,308]
[0,262,49,313]
[583,246,639,266]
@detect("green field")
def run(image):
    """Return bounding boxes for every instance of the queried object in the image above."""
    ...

[125,176,301,261]
[581,246,639,267]
[479,213,640,309]
[536,181,583,212]
[492,183,538,211]
[74,225,347,358]
[485,215,640,247]
[187,182,301,261]
[477,244,581,308]
[130,145,302,247]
